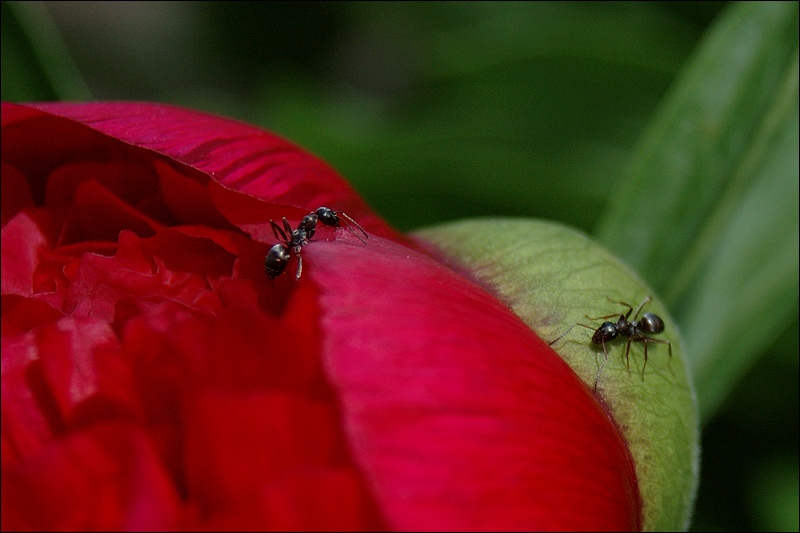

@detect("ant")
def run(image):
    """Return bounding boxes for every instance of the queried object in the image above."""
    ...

[264,207,368,280]
[548,296,672,387]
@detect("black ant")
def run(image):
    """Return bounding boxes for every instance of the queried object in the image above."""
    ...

[264,207,368,280]
[548,296,672,387]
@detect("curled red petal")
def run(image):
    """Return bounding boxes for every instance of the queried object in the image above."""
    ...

[1,317,143,465]
[1,210,51,297]
[305,236,642,531]
[3,102,403,243]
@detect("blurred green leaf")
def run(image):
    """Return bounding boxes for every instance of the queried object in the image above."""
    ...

[594,2,799,420]
[1,1,91,101]
[257,3,708,233]
[748,453,799,531]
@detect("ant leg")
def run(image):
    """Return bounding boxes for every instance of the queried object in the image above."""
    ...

[585,312,624,321]
[630,296,652,321]
[593,341,610,392]
[282,217,293,238]
[337,211,369,243]
[624,338,633,374]
[642,338,673,377]
[641,343,649,381]
[548,323,595,346]
[294,253,303,281]
[270,219,288,242]
[667,340,674,376]
[604,296,635,320]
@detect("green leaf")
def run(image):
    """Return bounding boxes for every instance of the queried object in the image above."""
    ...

[594,2,799,420]
[415,218,700,532]
[1,1,92,101]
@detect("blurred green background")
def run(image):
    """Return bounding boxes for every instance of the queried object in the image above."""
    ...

[2,2,797,530]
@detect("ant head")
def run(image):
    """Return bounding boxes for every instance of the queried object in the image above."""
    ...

[316,207,340,227]
[639,313,665,334]
[592,322,618,344]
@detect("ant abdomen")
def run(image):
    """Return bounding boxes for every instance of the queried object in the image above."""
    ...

[265,243,291,279]
[639,313,664,334]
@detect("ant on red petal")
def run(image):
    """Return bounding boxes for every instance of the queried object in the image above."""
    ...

[264,207,368,281]
[548,296,673,388]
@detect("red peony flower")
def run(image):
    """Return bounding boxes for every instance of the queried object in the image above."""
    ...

[1,102,642,531]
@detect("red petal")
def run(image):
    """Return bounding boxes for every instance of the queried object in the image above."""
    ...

[119,296,384,530]
[2,424,180,531]
[1,295,65,336]
[1,210,52,297]
[305,236,642,531]
[1,161,34,225]
[1,318,143,464]
[3,102,404,243]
